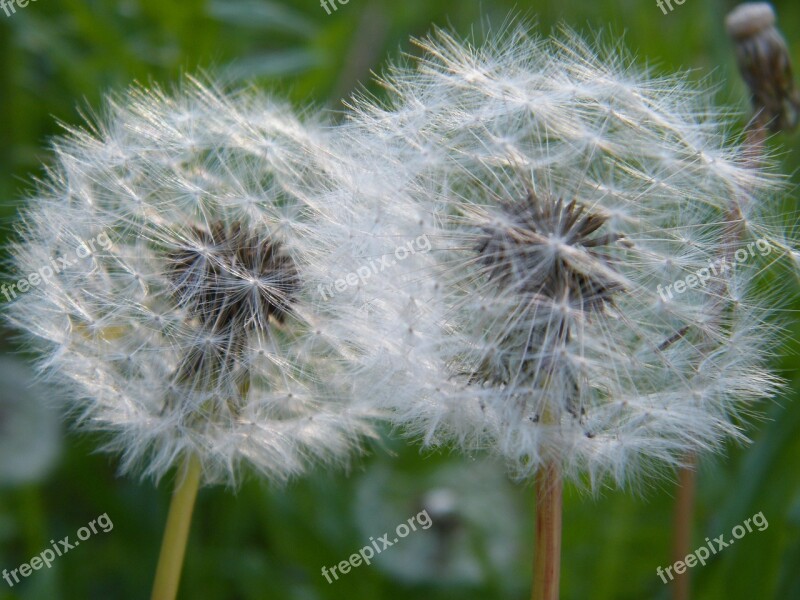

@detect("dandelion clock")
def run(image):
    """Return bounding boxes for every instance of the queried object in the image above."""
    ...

[4,79,377,599]
[343,25,798,599]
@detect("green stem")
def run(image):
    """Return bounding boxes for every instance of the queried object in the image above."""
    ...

[151,454,202,600]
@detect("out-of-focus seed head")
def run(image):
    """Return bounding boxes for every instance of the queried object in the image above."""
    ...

[0,358,62,486]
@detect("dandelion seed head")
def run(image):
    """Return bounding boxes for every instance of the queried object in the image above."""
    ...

[5,79,376,485]
[344,25,796,487]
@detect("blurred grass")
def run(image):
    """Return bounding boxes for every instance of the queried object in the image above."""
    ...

[0,1,799,599]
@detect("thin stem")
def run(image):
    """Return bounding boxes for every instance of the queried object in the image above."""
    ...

[671,455,697,600]
[532,459,562,600]
[151,454,202,600]
[669,86,772,600]
[669,119,767,600]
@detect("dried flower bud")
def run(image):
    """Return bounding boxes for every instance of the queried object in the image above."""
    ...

[726,2,800,132]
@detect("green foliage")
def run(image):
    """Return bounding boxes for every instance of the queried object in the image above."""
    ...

[0,1,798,598]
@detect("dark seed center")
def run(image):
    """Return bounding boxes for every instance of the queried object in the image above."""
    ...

[477,189,622,314]
[168,221,299,331]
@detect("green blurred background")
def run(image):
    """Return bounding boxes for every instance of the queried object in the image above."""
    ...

[1,1,799,599]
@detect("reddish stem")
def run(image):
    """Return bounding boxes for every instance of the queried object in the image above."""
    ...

[532,460,562,600]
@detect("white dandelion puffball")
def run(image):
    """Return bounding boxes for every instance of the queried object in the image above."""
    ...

[4,79,377,485]
[344,26,796,486]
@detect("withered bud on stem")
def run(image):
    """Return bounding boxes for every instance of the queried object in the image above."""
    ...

[726,2,800,132]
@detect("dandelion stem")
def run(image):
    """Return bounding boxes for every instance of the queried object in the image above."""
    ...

[532,458,562,600]
[669,8,789,598]
[671,455,697,600]
[151,454,202,600]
